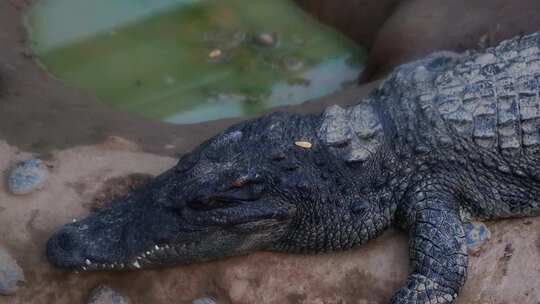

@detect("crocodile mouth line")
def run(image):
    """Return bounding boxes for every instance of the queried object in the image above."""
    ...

[78,242,199,271]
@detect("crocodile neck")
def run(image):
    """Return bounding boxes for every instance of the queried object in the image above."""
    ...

[317,99,385,164]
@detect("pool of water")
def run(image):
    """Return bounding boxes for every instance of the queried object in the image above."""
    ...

[26,0,364,124]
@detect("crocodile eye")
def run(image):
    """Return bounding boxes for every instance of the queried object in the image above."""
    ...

[231,172,263,188]
[232,178,247,188]
[188,199,229,211]
[187,197,240,211]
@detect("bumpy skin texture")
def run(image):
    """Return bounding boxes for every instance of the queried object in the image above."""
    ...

[47,32,540,304]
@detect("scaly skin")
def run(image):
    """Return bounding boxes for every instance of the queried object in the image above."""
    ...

[47,32,540,303]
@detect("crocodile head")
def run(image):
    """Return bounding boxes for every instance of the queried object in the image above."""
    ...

[48,112,375,271]
[47,111,389,271]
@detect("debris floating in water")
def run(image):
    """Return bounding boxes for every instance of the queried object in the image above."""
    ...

[294,141,312,149]
[7,159,49,195]
[254,32,277,47]
[0,246,25,296]
[208,49,223,60]
[87,285,130,304]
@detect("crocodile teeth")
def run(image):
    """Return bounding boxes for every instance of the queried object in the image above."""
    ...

[146,251,151,255]
[154,245,160,250]
[132,261,141,269]
[82,266,87,271]
[85,259,92,266]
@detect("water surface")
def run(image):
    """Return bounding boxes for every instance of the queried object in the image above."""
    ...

[27,0,364,123]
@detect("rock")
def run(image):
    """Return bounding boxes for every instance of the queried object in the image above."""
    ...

[87,286,129,304]
[357,0,540,81]
[192,297,217,304]
[7,159,48,195]
[0,247,25,295]
[254,32,278,47]
[465,222,491,254]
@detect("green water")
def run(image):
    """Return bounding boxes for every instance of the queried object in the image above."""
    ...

[27,0,364,124]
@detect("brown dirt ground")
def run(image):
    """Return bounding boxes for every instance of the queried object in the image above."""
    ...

[0,140,539,304]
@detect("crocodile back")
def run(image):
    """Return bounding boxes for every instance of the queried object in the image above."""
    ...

[376,33,540,156]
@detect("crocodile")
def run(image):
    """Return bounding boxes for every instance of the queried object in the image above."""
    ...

[47,32,540,303]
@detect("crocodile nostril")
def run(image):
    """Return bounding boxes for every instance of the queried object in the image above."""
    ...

[47,226,88,268]
[57,230,78,252]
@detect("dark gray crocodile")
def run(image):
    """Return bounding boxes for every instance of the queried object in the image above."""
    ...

[47,32,540,303]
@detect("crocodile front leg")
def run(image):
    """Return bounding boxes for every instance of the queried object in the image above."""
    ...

[391,187,468,304]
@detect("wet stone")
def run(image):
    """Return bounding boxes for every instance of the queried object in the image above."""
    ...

[465,222,491,252]
[192,297,217,304]
[0,247,25,296]
[87,286,130,304]
[7,159,48,195]
[253,32,277,47]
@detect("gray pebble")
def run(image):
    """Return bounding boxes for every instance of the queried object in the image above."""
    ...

[0,247,25,296]
[193,297,217,304]
[7,159,48,195]
[465,222,491,250]
[88,286,130,304]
